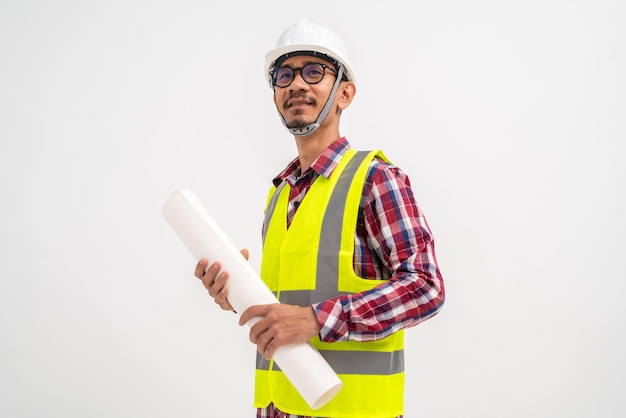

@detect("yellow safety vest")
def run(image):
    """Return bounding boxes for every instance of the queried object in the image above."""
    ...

[255,149,405,418]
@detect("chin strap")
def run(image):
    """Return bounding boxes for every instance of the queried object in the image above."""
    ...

[279,65,345,137]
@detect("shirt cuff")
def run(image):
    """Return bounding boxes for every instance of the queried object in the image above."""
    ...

[313,297,350,343]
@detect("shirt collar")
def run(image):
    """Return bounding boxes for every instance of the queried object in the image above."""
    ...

[272,137,351,187]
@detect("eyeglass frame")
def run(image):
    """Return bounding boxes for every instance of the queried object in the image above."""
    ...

[270,63,338,88]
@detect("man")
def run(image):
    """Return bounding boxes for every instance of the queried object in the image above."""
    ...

[195,19,444,418]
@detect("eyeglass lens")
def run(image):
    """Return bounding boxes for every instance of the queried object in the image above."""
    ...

[272,63,327,88]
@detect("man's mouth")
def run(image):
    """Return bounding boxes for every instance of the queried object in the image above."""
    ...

[285,93,315,109]
[288,100,312,107]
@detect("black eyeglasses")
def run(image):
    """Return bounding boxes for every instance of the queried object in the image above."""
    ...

[271,63,337,88]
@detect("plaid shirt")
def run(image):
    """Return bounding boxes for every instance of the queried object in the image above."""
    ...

[258,138,444,418]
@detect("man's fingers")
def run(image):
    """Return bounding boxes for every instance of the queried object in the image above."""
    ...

[194,258,208,279]
[261,336,274,358]
[192,258,237,312]
[239,304,270,326]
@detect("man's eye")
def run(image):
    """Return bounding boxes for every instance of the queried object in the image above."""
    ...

[305,67,322,77]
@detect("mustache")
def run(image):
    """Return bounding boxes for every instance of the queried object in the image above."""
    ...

[283,92,316,108]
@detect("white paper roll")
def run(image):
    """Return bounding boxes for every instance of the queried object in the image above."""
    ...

[161,190,343,410]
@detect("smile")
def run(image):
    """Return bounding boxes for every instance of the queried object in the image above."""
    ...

[288,100,312,107]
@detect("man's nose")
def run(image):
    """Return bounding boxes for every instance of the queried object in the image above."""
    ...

[289,70,309,90]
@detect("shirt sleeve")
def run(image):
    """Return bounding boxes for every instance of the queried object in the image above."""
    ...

[313,162,445,343]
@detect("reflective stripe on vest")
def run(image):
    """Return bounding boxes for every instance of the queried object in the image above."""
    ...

[262,181,287,246]
[256,348,405,375]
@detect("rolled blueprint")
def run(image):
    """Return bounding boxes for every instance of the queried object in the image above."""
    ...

[161,190,343,410]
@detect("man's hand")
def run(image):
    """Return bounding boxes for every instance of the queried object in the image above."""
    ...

[194,249,249,311]
[239,304,320,359]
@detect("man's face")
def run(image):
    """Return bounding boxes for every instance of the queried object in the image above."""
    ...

[272,55,338,130]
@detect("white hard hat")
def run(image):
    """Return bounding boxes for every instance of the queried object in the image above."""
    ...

[265,19,355,88]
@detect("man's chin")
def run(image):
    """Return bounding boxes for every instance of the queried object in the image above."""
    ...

[286,118,314,129]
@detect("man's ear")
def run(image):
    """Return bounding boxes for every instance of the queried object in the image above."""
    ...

[336,82,356,111]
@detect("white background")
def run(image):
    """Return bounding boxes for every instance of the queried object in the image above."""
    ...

[1,1,624,417]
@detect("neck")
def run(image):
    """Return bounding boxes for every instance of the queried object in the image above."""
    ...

[294,122,340,172]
